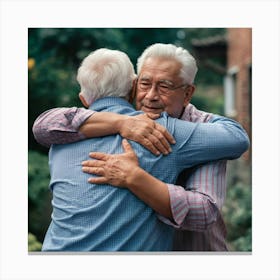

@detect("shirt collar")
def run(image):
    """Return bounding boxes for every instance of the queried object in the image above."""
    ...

[89,97,133,111]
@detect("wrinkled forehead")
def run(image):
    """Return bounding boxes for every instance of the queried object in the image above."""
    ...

[139,56,183,82]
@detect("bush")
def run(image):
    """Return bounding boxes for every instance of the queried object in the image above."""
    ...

[223,178,252,251]
[192,85,224,115]
[28,150,50,206]
[28,232,42,251]
[28,150,52,243]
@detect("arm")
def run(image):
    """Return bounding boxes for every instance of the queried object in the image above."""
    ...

[82,116,249,219]
[32,107,94,147]
[157,160,227,231]
[158,106,242,229]
[157,104,230,230]
[83,105,246,225]
[81,112,175,155]
[82,141,227,227]
[32,107,175,155]
[171,115,250,168]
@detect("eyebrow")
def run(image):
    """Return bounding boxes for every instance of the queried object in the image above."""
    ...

[139,75,152,81]
[158,79,174,86]
[139,76,174,86]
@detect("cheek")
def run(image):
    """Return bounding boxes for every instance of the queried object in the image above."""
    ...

[136,91,145,102]
[135,92,145,109]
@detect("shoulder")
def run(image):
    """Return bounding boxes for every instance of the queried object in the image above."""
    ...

[180,104,213,123]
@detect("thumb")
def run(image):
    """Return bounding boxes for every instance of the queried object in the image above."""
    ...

[122,139,134,153]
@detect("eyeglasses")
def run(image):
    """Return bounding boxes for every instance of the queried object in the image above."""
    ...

[138,79,189,95]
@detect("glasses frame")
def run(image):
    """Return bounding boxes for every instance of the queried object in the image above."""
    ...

[137,79,189,96]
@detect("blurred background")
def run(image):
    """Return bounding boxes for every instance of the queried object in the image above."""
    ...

[28,28,252,252]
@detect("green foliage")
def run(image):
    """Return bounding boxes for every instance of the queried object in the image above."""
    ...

[28,150,50,206]
[28,150,52,242]
[222,160,252,251]
[231,228,252,251]
[182,28,226,85]
[28,232,42,252]
[192,85,224,115]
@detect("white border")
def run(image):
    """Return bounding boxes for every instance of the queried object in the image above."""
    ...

[1,0,279,279]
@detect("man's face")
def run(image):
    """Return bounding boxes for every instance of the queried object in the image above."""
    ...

[136,56,192,118]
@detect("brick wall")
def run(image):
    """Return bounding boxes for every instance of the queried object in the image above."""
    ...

[227,28,252,161]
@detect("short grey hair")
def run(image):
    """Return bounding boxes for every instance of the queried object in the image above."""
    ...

[137,43,198,85]
[77,48,136,105]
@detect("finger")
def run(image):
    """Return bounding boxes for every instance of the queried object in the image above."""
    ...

[155,123,176,144]
[122,139,135,154]
[145,112,161,120]
[123,136,158,155]
[82,166,104,176]
[81,160,105,167]
[146,133,170,155]
[88,177,108,184]
[152,129,172,153]
[138,137,161,155]
[88,152,109,160]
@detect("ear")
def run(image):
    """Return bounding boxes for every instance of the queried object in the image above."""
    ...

[79,92,89,108]
[128,77,137,104]
[183,85,195,107]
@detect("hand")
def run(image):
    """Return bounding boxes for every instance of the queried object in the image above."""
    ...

[82,139,140,187]
[119,114,175,156]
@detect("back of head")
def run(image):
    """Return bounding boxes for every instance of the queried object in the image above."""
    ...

[137,43,198,85]
[77,48,136,105]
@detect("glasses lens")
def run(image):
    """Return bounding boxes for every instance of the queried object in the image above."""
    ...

[139,81,151,91]
[157,83,171,94]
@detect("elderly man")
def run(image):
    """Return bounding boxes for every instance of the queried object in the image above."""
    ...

[33,44,249,251]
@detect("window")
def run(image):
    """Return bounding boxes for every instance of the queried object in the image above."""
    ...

[224,66,238,117]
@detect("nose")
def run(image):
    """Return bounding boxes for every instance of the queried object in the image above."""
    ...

[144,84,160,100]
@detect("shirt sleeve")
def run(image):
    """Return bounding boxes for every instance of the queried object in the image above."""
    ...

[32,107,95,147]
[171,115,250,169]
[157,160,227,231]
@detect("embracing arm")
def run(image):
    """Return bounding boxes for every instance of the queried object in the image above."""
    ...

[82,142,227,226]
[121,167,172,218]
[158,160,227,230]
[32,107,174,155]
[32,107,94,147]
[159,104,235,230]
[173,115,250,168]
[82,106,246,226]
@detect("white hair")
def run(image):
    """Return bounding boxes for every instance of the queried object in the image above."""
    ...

[137,43,198,85]
[77,48,136,105]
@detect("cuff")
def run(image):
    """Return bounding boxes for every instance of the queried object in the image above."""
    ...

[157,184,190,228]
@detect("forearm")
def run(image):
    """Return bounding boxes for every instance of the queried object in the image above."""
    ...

[79,112,128,137]
[126,167,220,227]
[126,167,172,219]
[161,184,219,231]
[32,107,94,147]
[158,160,227,231]
[176,117,250,168]
[33,108,133,146]
[207,116,250,159]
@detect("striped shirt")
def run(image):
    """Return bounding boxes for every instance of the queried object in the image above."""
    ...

[33,103,245,251]
[168,105,228,251]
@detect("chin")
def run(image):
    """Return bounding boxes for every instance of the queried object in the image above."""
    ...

[143,107,163,114]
